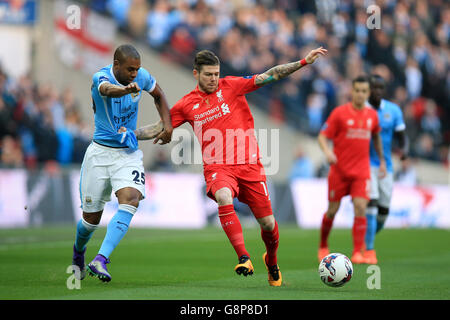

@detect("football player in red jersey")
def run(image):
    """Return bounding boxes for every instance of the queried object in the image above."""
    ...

[134,47,327,286]
[317,75,387,264]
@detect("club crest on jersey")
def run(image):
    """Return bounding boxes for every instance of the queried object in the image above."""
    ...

[130,91,140,102]
[216,89,224,102]
[221,103,230,115]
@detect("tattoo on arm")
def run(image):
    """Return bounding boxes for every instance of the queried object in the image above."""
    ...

[255,61,302,86]
[135,121,164,140]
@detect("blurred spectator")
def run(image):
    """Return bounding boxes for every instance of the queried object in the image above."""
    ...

[289,146,314,181]
[0,135,23,168]
[147,149,175,172]
[395,158,418,186]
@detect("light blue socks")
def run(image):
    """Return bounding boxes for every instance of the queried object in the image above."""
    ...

[365,206,378,250]
[75,218,98,252]
[98,204,136,259]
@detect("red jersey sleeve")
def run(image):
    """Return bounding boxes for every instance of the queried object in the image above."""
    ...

[223,75,259,95]
[170,100,187,128]
[321,108,340,139]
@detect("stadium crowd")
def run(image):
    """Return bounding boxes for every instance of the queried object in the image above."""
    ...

[87,0,449,164]
[0,66,91,168]
[0,0,448,170]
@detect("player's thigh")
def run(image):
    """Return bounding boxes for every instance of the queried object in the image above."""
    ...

[110,150,146,202]
[378,172,394,208]
[328,169,350,202]
[204,167,239,204]
[238,180,273,221]
[350,177,371,202]
[79,144,113,213]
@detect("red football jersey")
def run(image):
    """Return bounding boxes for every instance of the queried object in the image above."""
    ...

[170,75,261,166]
[321,102,380,179]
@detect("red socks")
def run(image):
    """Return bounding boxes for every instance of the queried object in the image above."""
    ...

[320,213,334,248]
[320,213,367,255]
[352,216,367,255]
[218,205,249,258]
[219,205,279,266]
[261,220,279,266]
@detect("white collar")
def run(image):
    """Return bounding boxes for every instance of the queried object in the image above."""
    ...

[109,66,125,87]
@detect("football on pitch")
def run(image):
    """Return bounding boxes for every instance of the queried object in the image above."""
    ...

[318,253,353,287]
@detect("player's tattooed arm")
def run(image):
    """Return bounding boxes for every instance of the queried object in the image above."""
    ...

[133,120,164,140]
[255,47,327,86]
[118,121,163,140]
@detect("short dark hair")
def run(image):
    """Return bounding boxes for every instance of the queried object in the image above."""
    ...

[193,50,220,72]
[114,44,140,63]
[369,74,385,86]
[352,75,369,86]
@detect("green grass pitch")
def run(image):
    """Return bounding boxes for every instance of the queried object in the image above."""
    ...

[0,225,449,300]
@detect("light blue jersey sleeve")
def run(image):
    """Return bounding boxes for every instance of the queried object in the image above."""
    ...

[138,67,157,93]
[392,103,406,132]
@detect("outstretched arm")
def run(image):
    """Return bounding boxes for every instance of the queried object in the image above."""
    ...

[134,120,164,140]
[254,47,327,86]
[148,83,173,144]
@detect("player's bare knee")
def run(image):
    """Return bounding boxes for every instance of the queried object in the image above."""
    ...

[215,188,233,206]
[378,206,389,217]
[326,202,340,218]
[368,199,378,208]
[258,215,275,231]
[83,211,102,225]
[120,197,140,208]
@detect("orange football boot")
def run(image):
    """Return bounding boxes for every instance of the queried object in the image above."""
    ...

[262,252,282,287]
[364,249,378,264]
[234,255,254,276]
[351,251,366,264]
[318,247,330,262]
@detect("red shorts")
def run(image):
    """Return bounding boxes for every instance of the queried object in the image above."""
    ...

[204,162,273,219]
[327,167,370,202]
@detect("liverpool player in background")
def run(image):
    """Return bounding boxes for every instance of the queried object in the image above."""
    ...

[133,47,327,286]
[317,75,386,264]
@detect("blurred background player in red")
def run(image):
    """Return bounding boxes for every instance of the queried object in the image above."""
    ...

[137,47,327,286]
[317,75,386,264]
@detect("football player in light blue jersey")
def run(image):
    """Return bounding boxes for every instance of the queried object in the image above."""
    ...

[364,74,408,264]
[71,44,173,282]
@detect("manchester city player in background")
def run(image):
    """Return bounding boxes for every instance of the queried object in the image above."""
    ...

[364,74,408,264]
[71,44,173,282]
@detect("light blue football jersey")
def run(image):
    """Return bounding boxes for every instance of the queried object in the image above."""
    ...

[369,99,406,172]
[91,64,156,147]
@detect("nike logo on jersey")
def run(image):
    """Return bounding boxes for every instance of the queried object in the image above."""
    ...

[193,103,199,110]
